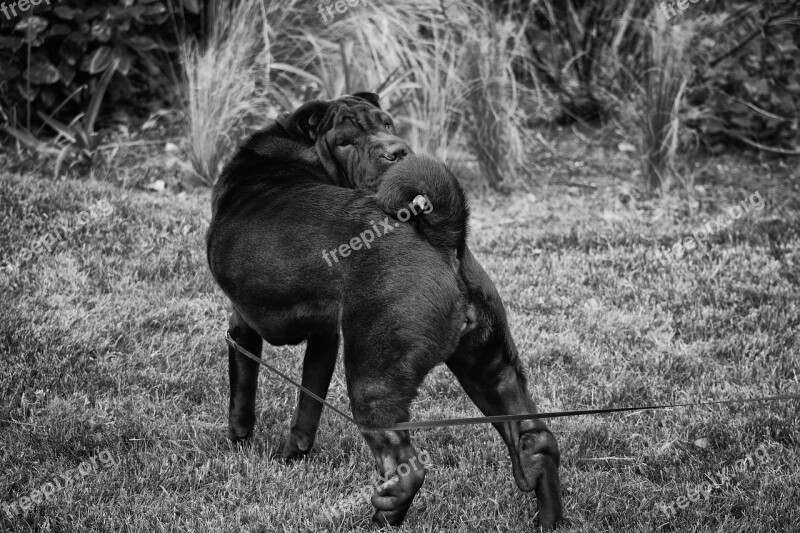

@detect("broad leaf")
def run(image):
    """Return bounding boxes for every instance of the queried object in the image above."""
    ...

[24,55,60,84]
[126,5,146,19]
[67,30,90,45]
[59,37,84,66]
[58,61,76,85]
[127,36,159,51]
[0,56,20,81]
[144,12,170,25]
[53,6,79,20]
[91,20,113,42]
[84,7,102,20]
[37,111,77,143]
[15,16,48,41]
[39,87,56,108]
[113,47,133,75]
[85,58,119,137]
[2,126,60,155]
[47,24,72,38]
[54,145,73,179]
[146,3,167,15]
[15,81,40,101]
[106,6,133,21]
[730,114,753,129]
[182,0,201,15]
[83,46,113,74]
[0,36,23,52]
[76,129,92,150]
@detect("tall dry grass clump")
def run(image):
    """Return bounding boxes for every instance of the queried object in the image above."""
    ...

[262,0,444,107]
[283,0,463,156]
[396,22,467,162]
[459,2,535,190]
[639,9,691,193]
[329,0,535,190]
[258,0,472,163]
[177,0,538,190]
[180,0,272,185]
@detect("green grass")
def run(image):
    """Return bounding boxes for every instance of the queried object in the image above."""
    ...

[1,144,798,532]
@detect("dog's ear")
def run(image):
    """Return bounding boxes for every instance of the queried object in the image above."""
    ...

[283,100,330,142]
[353,92,381,108]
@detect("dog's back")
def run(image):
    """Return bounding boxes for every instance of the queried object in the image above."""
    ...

[212,125,469,266]
[210,121,324,220]
[373,155,469,259]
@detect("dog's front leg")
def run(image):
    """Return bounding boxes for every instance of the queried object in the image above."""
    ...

[282,331,339,459]
[227,309,263,443]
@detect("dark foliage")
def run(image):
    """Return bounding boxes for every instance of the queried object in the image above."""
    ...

[0,0,201,129]
[512,0,800,152]
[685,0,800,153]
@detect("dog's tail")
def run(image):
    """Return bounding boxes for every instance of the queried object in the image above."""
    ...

[373,155,469,258]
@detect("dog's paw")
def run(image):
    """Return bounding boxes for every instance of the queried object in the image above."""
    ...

[371,508,409,528]
[368,467,423,527]
[538,512,569,530]
[228,422,255,445]
[279,430,314,461]
[280,440,311,461]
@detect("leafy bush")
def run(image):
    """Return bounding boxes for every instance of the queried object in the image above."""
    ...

[0,0,200,131]
[682,0,800,154]
[5,0,795,191]
[519,0,653,124]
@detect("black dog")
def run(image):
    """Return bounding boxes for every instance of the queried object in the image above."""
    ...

[206,94,563,528]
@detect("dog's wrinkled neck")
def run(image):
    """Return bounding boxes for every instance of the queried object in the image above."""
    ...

[314,136,348,187]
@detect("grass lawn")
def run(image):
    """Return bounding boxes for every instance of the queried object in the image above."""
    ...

[1,142,798,532]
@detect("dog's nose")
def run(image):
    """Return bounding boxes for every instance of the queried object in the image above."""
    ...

[383,142,409,162]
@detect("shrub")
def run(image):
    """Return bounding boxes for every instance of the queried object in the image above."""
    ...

[519,0,652,124]
[0,0,200,131]
[682,0,800,155]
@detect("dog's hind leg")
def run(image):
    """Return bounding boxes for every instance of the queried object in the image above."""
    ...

[345,369,428,527]
[227,308,263,443]
[282,332,339,460]
[341,292,463,526]
[446,345,563,529]
[446,249,564,529]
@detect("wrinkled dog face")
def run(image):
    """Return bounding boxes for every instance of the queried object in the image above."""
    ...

[285,93,412,189]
